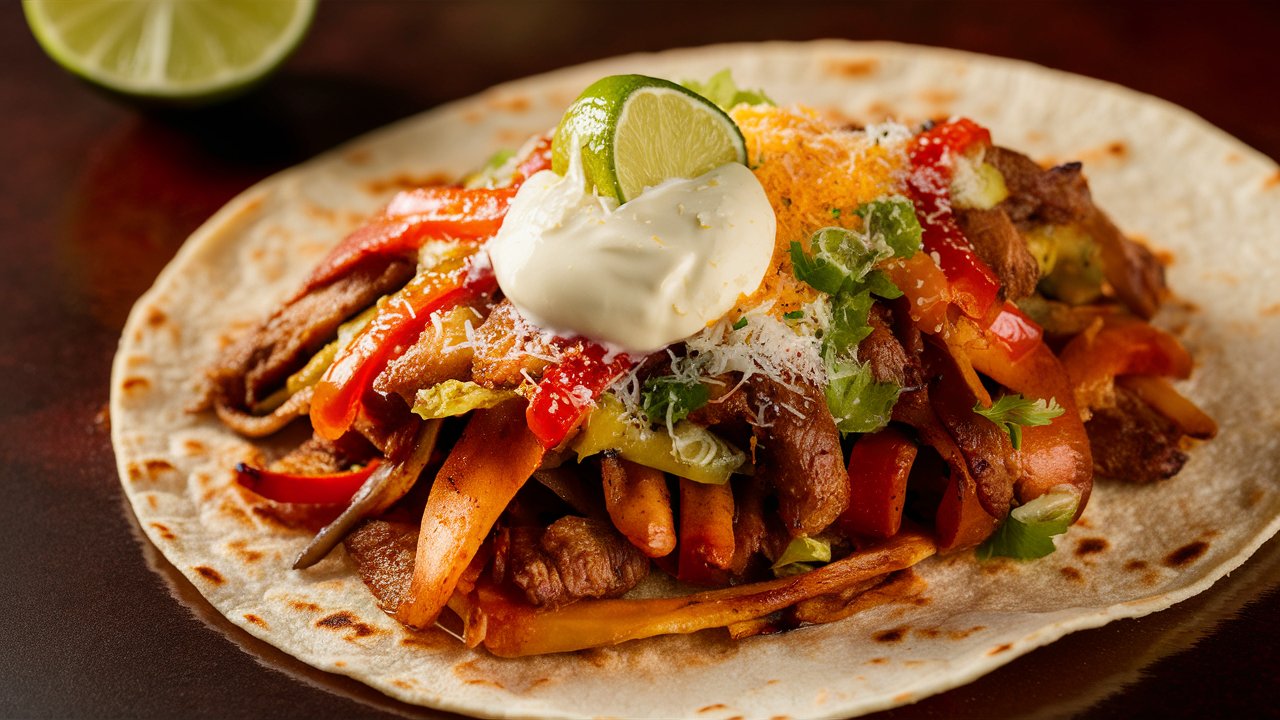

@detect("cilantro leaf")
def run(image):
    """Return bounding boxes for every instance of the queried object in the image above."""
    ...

[783,310,806,320]
[855,196,923,259]
[864,269,904,300]
[641,376,710,425]
[977,487,1080,560]
[681,69,774,111]
[787,201,924,436]
[789,239,853,295]
[973,394,1065,450]
[822,289,875,355]
[823,359,901,434]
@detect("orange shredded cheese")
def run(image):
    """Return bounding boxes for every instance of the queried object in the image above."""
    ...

[729,105,907,317]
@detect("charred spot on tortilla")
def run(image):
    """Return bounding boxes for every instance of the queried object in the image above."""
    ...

[145,306,168,327]
[227,540,264,563]
[486,94,532,114]
[824,57,879,77]
[1075,537,1109,557]
[1163,540,1210,568]
[1060,566,1085,583]
[364,172,453,196]
[193,566,225,585]
[316,611,379,638]
[873,627,908,643]
[243,613,269,629]
[149,522,176,541]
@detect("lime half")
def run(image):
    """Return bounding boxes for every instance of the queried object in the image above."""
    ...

[23,0,315,103]
[552,74,748,202]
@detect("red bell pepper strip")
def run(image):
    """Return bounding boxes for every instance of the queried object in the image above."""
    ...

[985,301,1044,362]
[907,118,1002,322]
[525,341,633,448]
[234,460,382,505]
[311,253,497,441]
[840,427,918,540]
[298,136,551,296]
[300,186,516,294]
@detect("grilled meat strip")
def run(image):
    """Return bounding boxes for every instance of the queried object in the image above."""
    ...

[374,302,492,405]
[987,146,1166,318]
[471,300,556,389]
[747,376,849,538]
[495,516,649,608]
[344,518,419,613]
[954,207,1040,301]
[1087,385,1189,484]
[201,258,415,418]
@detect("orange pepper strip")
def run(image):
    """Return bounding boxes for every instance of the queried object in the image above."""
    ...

[677,479,737,584]
[1058,316,1193,413]
[956,319,1093,511]
[453,531,936,657]
[397,399,545,629]
[1117,375,1217,440]
[600,456,677,558]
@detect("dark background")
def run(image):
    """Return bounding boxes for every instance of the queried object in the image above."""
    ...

[3,1,1278,718]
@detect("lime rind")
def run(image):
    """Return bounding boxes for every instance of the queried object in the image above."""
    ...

[552,74,748,203]
[22,0,316,101]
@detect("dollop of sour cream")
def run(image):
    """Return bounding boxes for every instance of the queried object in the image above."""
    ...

[487,154,776,354]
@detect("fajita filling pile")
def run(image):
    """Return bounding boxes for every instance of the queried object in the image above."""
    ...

[196,72,1215,657]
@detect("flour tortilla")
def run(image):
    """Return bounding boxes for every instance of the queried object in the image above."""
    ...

[110,41,1280,719]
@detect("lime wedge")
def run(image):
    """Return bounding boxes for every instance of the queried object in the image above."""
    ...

[23,0,315,103]
[552,74,748,202]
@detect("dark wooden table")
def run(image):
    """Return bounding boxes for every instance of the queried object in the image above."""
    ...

[3,1,1278,718]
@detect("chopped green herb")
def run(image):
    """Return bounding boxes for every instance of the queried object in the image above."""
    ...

[783,310,806,320]
[855,196,923,259]
[822,289,875,353]
[681,69,774,111]
[974,394,1065,450]
[823,359,901,434]
[641,375,710,426]
[731,316,749,330]
[787,198,924,436]
[977,487,1080,560]
[830,207,842,219]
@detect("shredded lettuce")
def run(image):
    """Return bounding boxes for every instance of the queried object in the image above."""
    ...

[977,487,1080,560]
[771,536,832,577]
[412,380,517,420]
[681,69,774,111]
